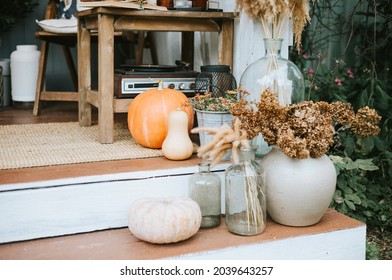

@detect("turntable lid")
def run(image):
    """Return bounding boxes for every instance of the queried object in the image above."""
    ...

[120,64,179,72]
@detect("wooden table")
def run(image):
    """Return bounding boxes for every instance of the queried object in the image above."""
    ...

[76,7,235,143]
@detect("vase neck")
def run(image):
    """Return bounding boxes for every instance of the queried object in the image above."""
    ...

[264,39,283,57]
[238,148,256,162]
[198,162,211,173]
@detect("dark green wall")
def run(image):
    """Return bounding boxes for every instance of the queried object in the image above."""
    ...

[0,1,81,91]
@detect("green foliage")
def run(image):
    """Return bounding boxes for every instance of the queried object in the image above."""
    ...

[291,0,392,235]
[0,0,37,35]
[329,153,387,227]
[327,126,392,230]
[366,242,380,260]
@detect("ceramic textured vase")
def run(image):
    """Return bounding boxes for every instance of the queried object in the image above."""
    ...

[10,45,40,103]
[240,38,305,157]
[260,148,337,227]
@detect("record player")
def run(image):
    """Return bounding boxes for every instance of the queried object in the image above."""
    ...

[114,63,199,98]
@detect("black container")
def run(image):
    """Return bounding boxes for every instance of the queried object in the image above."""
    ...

[195,65,237,97]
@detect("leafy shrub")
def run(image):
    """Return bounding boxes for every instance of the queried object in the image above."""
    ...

[291,0,392,232]
[0,0,37,35]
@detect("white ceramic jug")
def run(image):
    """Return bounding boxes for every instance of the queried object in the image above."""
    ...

[10,45,40,103]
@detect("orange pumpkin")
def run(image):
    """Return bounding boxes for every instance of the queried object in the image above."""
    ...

[127,83,194,149]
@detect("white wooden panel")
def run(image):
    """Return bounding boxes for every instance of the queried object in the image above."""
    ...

[0,164,229,244]
[232,14,290,84]
[0,163,229,192]
[217,0,235,12]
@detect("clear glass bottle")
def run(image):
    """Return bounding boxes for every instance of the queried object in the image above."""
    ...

[240,38,305,105]
[189,162,221,228]
[240,39,305,157]
[225,148,267,235]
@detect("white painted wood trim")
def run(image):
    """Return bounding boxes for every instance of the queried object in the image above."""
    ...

[168,226,366,260]
[0,163,229,243]
[0,162,230,192]
[0,160,366,260]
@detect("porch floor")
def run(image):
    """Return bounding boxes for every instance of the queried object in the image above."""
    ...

[0,101,200,185]
[0,209,364,260]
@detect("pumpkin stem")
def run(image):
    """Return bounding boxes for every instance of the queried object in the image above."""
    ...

[157,80,163,91]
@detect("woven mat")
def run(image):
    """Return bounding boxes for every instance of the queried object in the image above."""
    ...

[0,122,163,170]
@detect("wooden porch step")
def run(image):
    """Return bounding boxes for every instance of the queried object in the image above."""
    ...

[0,156,228,243]
[0,209,365,260]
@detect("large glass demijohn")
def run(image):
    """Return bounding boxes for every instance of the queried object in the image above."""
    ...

[239,38,305,156]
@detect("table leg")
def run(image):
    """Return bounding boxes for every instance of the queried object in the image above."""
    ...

[78,19,92,127]
[218,19,234,69]
[33,40,49,116]
[181,32,194,70]
[135,31,145,65]
[97,14,115,144]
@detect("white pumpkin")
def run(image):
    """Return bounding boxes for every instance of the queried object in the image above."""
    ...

[128,197,202,244]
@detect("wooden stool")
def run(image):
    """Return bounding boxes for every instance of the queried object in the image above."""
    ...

[33,1,158,116]
[33,0,78,116]
[122,31,158,65]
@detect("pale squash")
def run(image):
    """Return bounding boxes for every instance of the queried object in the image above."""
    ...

[162,108,194,160]
[127,82,194,149]
[128,197,202,244]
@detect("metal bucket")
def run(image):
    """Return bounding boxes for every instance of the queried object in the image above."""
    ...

[195,109,234,160]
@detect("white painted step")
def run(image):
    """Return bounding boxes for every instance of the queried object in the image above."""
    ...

[0,210,366,260]
[0,162,229,243]
[0,161,366,261]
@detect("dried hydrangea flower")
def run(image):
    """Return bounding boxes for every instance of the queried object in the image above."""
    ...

[229,87,381,159]
[351,107,381,137]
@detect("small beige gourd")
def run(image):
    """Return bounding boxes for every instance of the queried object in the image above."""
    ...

[128,197,202,244]
[162,108,194,160]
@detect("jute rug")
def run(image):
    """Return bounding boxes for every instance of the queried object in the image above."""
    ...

[0,122,163,170]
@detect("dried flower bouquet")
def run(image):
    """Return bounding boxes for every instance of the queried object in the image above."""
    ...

[193,88,381,162]
[191,87,380,233]
[236,0,312,51]
[231,88,381,159]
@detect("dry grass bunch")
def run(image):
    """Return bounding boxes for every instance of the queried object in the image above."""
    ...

[191,118,250,166]
[236,0,312,51]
